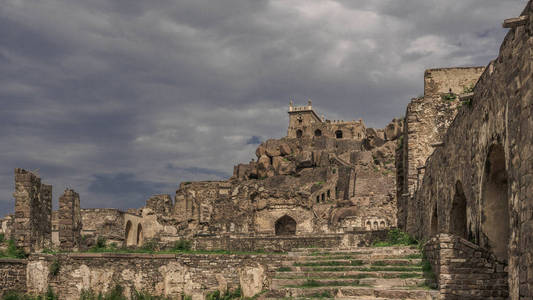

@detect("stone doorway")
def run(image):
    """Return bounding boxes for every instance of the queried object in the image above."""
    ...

[275,215,297,235]
[450,181,467,239]
[481,144,509,262]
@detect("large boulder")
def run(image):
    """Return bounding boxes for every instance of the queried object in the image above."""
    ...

[279,143,292,156]
[296,151,314,168]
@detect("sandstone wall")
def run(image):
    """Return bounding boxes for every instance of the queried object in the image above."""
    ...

[26,253,284,300]
[406,2,532,298]
[80,209,125,246]
[397,67,484,229]
[58,189,82,251]
[0,259,27,296]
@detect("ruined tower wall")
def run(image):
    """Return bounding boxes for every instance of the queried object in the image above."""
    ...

[406,2,533,298]
[13,169,52,252]
[397,67,484,229]
[58,189,82,250]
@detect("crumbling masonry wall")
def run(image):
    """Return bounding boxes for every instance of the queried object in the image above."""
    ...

[58,189,82,251]
[13,169,52,252]
[397,67,484,229]
[0,259,27,297]
[405,2,533,299]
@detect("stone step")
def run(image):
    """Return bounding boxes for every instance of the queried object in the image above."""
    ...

[271,277,429,289]
[273,270,424,280]
[297,254,423,260]
[290,246,420,255]
[290,258,422,266]
[264,287,439,300]
[291,265,423,272]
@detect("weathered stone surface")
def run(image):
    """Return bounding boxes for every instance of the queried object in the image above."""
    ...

[239,264,266,298]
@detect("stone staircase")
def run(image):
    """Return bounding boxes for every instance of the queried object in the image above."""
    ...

[264,246,439,299]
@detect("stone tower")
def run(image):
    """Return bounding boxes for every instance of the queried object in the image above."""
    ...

[58,189,82,251]
[287,100,323,138]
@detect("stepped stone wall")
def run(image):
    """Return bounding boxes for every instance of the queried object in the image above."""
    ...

[405,1,533,299]
[424,234,508,299]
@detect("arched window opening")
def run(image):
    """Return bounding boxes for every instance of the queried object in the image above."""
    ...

[481,144,509,261]
[380,221,386,229]
[316,195,320,203]
[450,181,467,239]
[366,221,371,230]
[430,206,439,236]
[136,224,143,246]
[335,130,343,139]
[327,190,331,198]
[314,129,322,137]
[321,193,325,202]
[275,215,297,235]
[125,221,133,246]
[373,221,378,230]
[296,130,303,138]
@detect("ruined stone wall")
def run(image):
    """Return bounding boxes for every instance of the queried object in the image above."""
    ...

[406,2,533,298]
[80,209,125,245]
[0,215,14,240]
[13,169,52,252]
[26,253,284,300]
[424,234,507,299]
[0,259,27,296]
[397,67,484,229]
[58,189,82,251]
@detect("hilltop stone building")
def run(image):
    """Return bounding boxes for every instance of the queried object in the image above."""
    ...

[0,1,532,299]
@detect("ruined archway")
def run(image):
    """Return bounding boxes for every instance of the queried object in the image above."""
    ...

[314,129,322,137]
[335,130,343,139]
[296,130,303,138]
[136,223,143,246]
[450,181,467,239]
[125,220,133,246]
[481,144,509,261]
[275,215,296,235]
[430,206,438,236]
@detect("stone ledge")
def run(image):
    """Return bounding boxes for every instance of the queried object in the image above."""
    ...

[0,258,27,264]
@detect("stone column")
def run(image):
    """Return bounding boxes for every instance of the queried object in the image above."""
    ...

[58,189,82,251]
[13,168,41,252]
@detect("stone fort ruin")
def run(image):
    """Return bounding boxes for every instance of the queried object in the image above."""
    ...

[0,1,532,299]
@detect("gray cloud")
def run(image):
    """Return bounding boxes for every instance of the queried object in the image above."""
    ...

[0,0,527,215]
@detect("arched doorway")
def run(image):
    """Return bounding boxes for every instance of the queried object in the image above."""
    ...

[275,215,297,235]
[314,129,322,137]
[481,144,509,261]
[450,181,467,239]
[335,130,343,139]
[430,205,439,236]
[296,130,303,138]
[136,223,143,246]
[125,221,133,246]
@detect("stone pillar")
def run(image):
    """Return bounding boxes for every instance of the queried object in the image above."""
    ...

[13,168,52,253]
[58,189,82,251]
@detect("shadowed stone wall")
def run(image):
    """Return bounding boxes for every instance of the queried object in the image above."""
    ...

[405,1,533,299]
[58,189,82,251]
[0,259,27,297]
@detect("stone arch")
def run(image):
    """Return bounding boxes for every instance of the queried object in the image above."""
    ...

[314,129,322,137]
[450,181,467,239]
[125,220,134,246]
[275,215,297,235]
[335,130,343,139]
[481,143,509,261]
[380,221,386,229]
[430,205,438,236]
[136,223,143,246]
[373,221,378,230]
[296,130,303,138]
[366,221,371,230]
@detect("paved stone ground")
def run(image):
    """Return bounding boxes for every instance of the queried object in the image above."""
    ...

[263,246,439,299]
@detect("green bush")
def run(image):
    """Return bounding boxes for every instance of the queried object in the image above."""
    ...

[441,92,457,101]
[172,239,191,251]
[205,287,241,300]
[5,239,27,258]
[1,286,57,300]
[49,260,60,277]
[141,239,159,252]
[373,229,418,247]
[0,233,5,244]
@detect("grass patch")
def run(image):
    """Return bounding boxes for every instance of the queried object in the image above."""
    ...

[0,239,27,259]
[0,233,5,244]
[2,287,58,300]
[284,279,368,288]
[205,287,241,300]
[277,266,292,272]
[404,253,423,259]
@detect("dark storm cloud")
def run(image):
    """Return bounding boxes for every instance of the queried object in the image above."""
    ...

[0,0,527,215]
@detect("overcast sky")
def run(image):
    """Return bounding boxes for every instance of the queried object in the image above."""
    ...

[0,0,527,215]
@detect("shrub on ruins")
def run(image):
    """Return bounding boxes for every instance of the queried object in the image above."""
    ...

[205,287,242,300]
[141,238,159,252]
[1,286,57,300]
[373,229,418,247]
[0,233,5,244]
[172,239,192,251]
[1,239,27,259]
[80,285,127,300]
[49,259,60,277]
